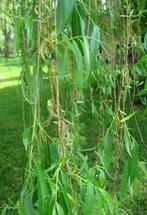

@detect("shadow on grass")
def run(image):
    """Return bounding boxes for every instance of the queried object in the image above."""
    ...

[0,57,20,67]
[0,84,27,207]
[0,79,49,208]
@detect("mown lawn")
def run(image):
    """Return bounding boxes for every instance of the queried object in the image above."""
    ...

[0,58,25,207]
[0,58,49,208]
[0,59,30,208]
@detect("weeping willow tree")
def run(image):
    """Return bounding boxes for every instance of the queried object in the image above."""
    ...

[1,0,147,214]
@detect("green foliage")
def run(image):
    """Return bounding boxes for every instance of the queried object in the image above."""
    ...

[56,0,76,34]
[1,0,147,214]
[144,32,147,51]
[22,127,31,151]
[14,18,22,51]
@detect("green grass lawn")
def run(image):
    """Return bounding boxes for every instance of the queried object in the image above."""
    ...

[0,58,49,208]
[0,58,25,206]
[0,58,21,89]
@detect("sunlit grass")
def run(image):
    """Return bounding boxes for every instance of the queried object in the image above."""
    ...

[0,64,21,89]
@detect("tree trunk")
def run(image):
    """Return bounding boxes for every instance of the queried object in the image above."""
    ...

[2,24,11,58]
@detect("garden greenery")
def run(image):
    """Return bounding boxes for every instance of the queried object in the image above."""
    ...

[1,0,147,214]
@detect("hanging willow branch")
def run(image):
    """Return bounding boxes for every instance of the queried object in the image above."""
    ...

[35,0,42,121]
[2,1,144,214]
[55,5,65,156]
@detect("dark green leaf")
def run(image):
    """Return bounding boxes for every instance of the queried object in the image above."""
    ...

[56,0,76,34]
[144,32,147,51]
[121,161,129,196]
[1,207,8,215]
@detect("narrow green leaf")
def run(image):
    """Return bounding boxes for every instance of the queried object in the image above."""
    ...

[61,191,72,215]
[34,161,49,215]
[124,126,132,156]
[70,40,83,71]
[14,18,21,51]
[91,99,96,114]
[59,172,72,214]
[144,32,147,51]
[95,190,104,213]
[58,45,69,78]
[81,35,91,78]
[121,161,129,196]
[34,161,48,199]
[24,16,33,45]
[98,169,106,187]
[22,127,30,151]
[129,139,139,184]
[78,153,89,173]
[56,0,76,34]
[90,25,100,70]
[1,207,8,215]
[120,112,136,123]
[56,202,65,215]
[99,189,114,214]
[80,16,86,36]
[23,189,34,215]
[103,130,113,170]
[43,139,51,169]
[84,184,94,215]
[71,6,82,38]
[80,179,86,201]
[70,40,84,92]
